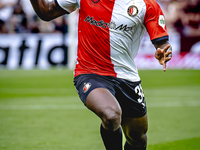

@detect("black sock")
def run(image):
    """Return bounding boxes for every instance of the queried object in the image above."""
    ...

[100,124,123,150]
[124,141,146,150]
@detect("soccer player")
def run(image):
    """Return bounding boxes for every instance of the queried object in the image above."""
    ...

[30,0,172,149]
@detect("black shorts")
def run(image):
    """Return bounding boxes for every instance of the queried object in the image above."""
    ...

[73,74,147,118]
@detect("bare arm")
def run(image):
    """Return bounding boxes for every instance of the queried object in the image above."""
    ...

[154,40,172,71]
[30,0,68,21]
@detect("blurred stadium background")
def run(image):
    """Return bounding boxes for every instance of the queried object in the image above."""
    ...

[0,0,200,150]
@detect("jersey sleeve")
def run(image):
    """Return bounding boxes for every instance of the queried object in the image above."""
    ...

[55,0,79,13]
[143,0,169,44]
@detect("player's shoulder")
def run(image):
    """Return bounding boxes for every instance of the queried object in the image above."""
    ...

[143,0,161,10]
[142,0,163,17]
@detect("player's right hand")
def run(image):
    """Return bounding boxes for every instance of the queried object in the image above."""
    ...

[155,44,172,71]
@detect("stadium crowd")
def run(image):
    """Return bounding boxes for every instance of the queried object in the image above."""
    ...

[0,0,68,34]
[0,0,200,36]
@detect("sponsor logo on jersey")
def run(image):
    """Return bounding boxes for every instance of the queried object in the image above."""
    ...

[83,83,92,93]
[84,16,134,32]
[127,5,138,17]
[84,16,109,28]
[91,0,100,4]
[108,22,116,29]
[159,15,166,29]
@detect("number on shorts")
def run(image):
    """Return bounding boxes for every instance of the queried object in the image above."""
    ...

[134,84,144,103]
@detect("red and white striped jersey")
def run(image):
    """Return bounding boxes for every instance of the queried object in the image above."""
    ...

[56,0,169,82]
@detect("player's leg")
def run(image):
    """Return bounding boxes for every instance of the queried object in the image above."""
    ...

[86,88,123,150]
[121,114,148,150]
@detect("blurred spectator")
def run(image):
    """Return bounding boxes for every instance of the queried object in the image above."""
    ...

[29,14,40,33]
[8,0,29,33]
[173,0,200,36]
[53,16,68,34]
[39,20,55,33]
[0,19,6,33]
[38,16,68,34]
[0,0,15,33]
[169,0,200,52]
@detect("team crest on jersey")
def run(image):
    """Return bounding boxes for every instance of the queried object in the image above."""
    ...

[91,0,100,3]
[127,5,138,17]
[83,83,92,93]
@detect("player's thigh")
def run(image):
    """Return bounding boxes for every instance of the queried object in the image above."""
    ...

[121,114,148,141]
[86,88,122,120]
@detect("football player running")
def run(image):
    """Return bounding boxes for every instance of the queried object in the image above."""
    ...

[30,0,172,149]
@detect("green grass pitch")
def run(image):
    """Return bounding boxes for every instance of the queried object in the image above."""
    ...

[0,69,200,150]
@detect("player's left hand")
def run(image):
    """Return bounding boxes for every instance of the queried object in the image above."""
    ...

[155,44,172,71]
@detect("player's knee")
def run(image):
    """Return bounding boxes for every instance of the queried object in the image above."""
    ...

[127,132,147,148]
[101,107,122,131]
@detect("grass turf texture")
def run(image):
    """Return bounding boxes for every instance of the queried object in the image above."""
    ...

[0,69,199,150]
